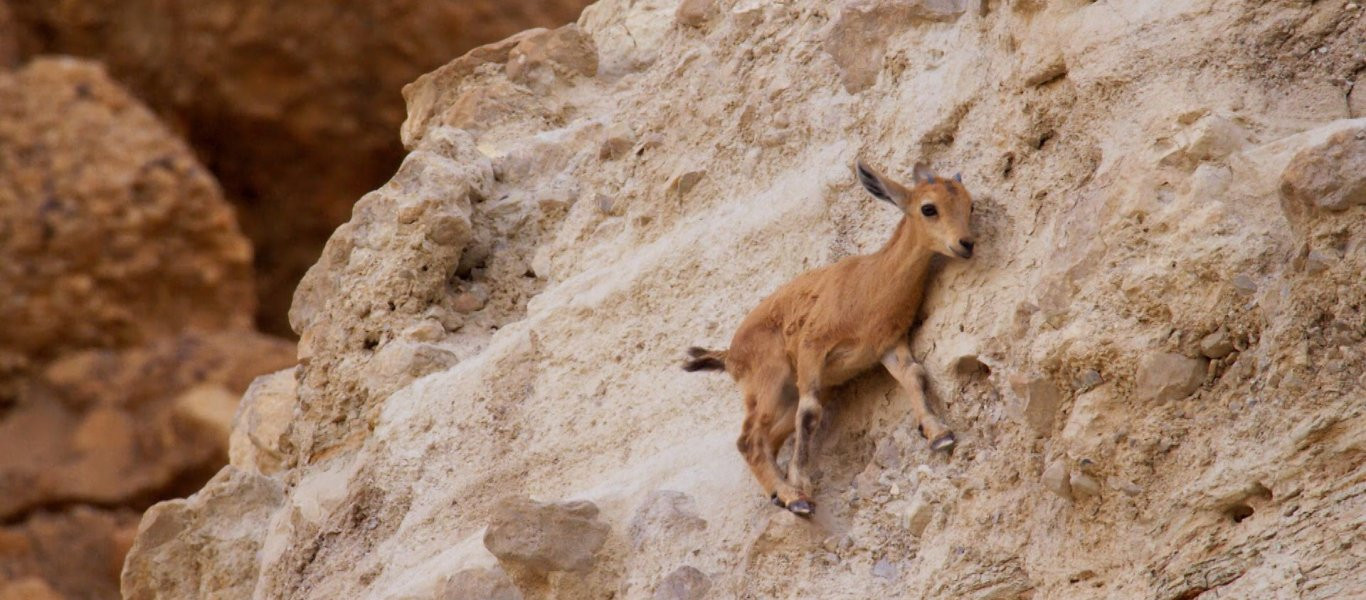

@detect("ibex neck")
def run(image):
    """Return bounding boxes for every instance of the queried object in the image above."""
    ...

[863,215,939,319]
[872,216,934,284]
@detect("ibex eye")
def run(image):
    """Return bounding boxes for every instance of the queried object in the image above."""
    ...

[921,204,938,217]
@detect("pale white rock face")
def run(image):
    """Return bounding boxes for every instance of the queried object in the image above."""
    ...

[125,1,1366,599]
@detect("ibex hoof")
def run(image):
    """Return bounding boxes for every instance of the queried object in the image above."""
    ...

[786,499,815,517]
[930,431,957,453]
[770,493,815,516]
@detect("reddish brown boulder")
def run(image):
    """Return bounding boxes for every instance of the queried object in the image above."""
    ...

[0,508,140,599]
[0,58,255,361]
[9,0,595,334]
[0,1,17,69]
[0,330,295,522]
[0,58,295,600]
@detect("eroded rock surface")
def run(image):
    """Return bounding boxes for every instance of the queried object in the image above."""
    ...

[127,2,1366,599]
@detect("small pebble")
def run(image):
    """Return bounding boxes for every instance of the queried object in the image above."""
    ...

[1111,478,1143,496]
[1042,460,1072,500]
[1200,329,1234,358]
[1074,369,1103,392]
[871,557,899,580]
[1070,472,1101,499]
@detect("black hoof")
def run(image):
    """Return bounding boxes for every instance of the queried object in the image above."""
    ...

[930,431,957,452]
[771,493,783,507]
[787,499,814,517]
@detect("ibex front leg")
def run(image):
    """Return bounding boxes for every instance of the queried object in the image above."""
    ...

[882,341,956,452]
[783,354,824,516]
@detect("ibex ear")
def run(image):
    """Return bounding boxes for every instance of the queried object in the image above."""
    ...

[856,161,908,209]
[912,162,936,184]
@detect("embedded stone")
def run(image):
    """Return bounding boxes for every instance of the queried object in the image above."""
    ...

[652,566,711,600]
[1042,460,1072,501]
[628,490,707,550]
[438,566,523,600]
[1135,353,1207,402]
[1280,126,1366,214]
[675,0,714,27]
[484,496,610,574]
[1008,373,1062,436]
[1199,330,1234,359]
[1070,472,1101,500]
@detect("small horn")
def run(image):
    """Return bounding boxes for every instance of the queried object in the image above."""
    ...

[954,172,962,182]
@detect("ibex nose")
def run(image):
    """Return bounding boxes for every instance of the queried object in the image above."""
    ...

[958,239,975,258]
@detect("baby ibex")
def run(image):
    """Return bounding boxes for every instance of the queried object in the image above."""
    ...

[684,160,975,515]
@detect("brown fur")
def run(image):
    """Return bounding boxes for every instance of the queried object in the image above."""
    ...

[684,160,976,513]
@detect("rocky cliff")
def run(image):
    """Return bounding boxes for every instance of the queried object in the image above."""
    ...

[125,1,1366,598]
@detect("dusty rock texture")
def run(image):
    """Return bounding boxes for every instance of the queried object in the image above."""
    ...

[128,1,1365,599]
[8,0,597,335]
[0,59,295,598]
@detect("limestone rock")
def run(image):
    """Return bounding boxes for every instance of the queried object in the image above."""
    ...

[653,566,711,600]
[1135,353,1207,403]
[1069,472,1101,500]
[122,467,284,600]
[905,497,934,536]
[1199,329,1235,358]
[228,367,298,475]
[369,340,459,388]
[1157,114,1249,169]
[667,169,707,198]
[1280,126,1366,217]
[600,123,638,160]
[484,497,611,575]
[675,0,714,28]
[287,128,491,460]
[507,24,599,88]
[438,566,524,600]
[825,0,970,93]
[628,490,707,550]
[119,2,1366,599]
[1042,460,1072,501]
[0,56,296,600]
[1008,373,1062,436]
[402,29,553,147]
[1060,384,1120,458]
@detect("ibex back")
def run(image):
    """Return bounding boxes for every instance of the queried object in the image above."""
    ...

[684,160,975,516]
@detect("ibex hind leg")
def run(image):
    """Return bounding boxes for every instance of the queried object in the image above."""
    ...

[736,369,806,512]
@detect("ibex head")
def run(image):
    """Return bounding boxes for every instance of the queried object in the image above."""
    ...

[855,161,976,259]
